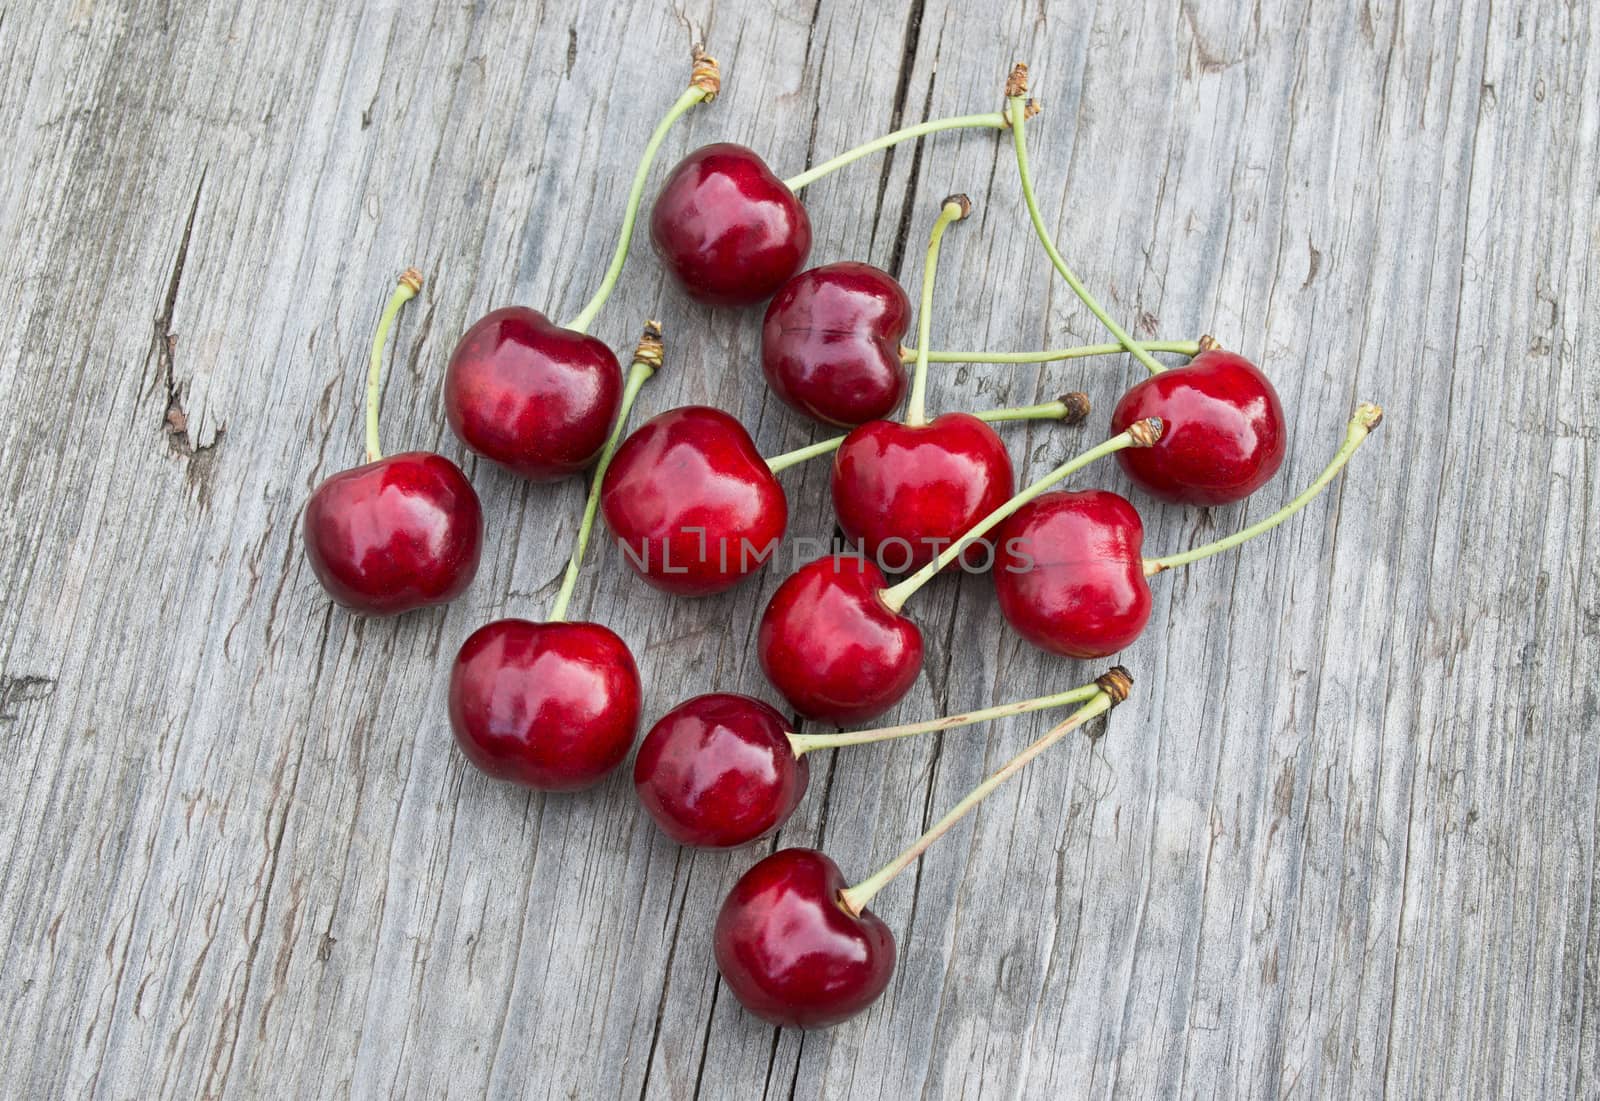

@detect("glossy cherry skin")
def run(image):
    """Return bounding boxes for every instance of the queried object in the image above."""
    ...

[761,263,912,426]
[600,406,788,596]
[443,307,622,481]
[831,413,1014,574]
[650,143,812,308]
[1110,349,1286,506]
[992,489,1152,658]
[757,555,923,724]
[633,694,808,848]
[715,848,896,1029]
[303,451,483,615]
[448,619,641,791]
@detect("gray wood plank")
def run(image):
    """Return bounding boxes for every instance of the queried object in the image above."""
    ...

[0,0,1594,1098]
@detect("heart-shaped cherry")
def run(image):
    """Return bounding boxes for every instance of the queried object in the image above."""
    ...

[994,404,1384,657]
[761,262,911,425]
[449,324,664,790]
[442,53,718,480]
[761,422,1161,721]
[635,681,1104,848]
[715,671,1129,1028]
[303,269,484,615]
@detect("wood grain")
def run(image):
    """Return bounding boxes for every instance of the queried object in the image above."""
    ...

[0,0,1594,1097]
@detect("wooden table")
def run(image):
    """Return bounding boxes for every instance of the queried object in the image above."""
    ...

[2,1,1594,1096]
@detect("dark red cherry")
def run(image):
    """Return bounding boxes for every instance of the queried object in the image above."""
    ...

[600,406,787,596]
[649,143,812,308]
[992,489,1152,658]
[633,694,808,848]
[448,619,641,791]
[831,413,1013,573]
[761,263,911,426]
[714,848,895,1029]
[443,307,623,481]
[1110,349,1286,506]
[303,451,483,615]
[757,555,923,724]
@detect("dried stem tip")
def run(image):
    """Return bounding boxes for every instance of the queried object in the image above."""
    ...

[1095,666,1134,706]
[942,193,973,220]
[690,46,721,101]
[633,320,665,370]
[397,268,424,294]
[1125,416,1165,448]
[1355,402,1384,430]
[1058,391,1092,424]
[1196,333,1222,353]
[1006,62,1030,98]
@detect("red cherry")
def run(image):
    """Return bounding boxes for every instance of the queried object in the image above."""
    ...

[443,307,623,482]
[992,490,1152,658]
[1110,348,1287,506]
[633,694,808,848]
[600,406,787,596]
[830,413,1013,573]
[757,556,923,724]
[448,619,641,791]
[761,263,911,426]
[714,848,895,1029]
[303,452,483,615]
[649,143,812,308]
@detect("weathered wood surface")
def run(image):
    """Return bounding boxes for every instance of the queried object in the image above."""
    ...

[0,0,1595,1096]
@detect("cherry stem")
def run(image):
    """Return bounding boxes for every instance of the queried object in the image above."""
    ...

[905,196,970,428]
[762,394,1092,475]
[1005,81,1164,378]
[563,53,719,335]
[548,322,665,622]
[901,338,1202,365]
[786,681,1101,758]
[782,113,1008,192]
[363,269,423,463]
[1143,403,1384,577]
[838,667,1132,916]
[878,418,1164,613]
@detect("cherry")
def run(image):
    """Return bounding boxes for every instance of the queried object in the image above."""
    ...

[442,53,718,480]
[1110,343,1287,505]
[635,682,1104,849]
[761,262,911,426]
[760,422,1161,722]
[715,670,1129,1028]
[448,324,664,790]
[994,404,1384,657]
[303,269,484,616]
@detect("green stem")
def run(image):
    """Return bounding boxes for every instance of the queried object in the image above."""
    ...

[364,269,422,463]
[1143,403,1384,577]
[1007,94,1165,377]
[905,197,969,428]
[839,668,1130,916]
[563,81,713,335]
[782,113,1008,192]
[762,395,1092,475]
[878,419,1163,613]
[548,324,664,622]
[904,339,1202,365]
[786,681,1101,758]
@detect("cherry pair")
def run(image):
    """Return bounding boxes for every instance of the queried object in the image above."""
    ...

[714,668,1131,1028]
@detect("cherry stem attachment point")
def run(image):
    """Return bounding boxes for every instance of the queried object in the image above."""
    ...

[900,338,1202,366]
[548,322,664,622]
[838,666,1131,915]
[782,113,1009,193]
[1143,403,1384,577]
[364,268,423,463]
[563,52,719,335]
[786,680,1102,758]
[878,418,1164,612]
[905,195,970,428]
[1005,69,1164,378]
[762,394,1092,476]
